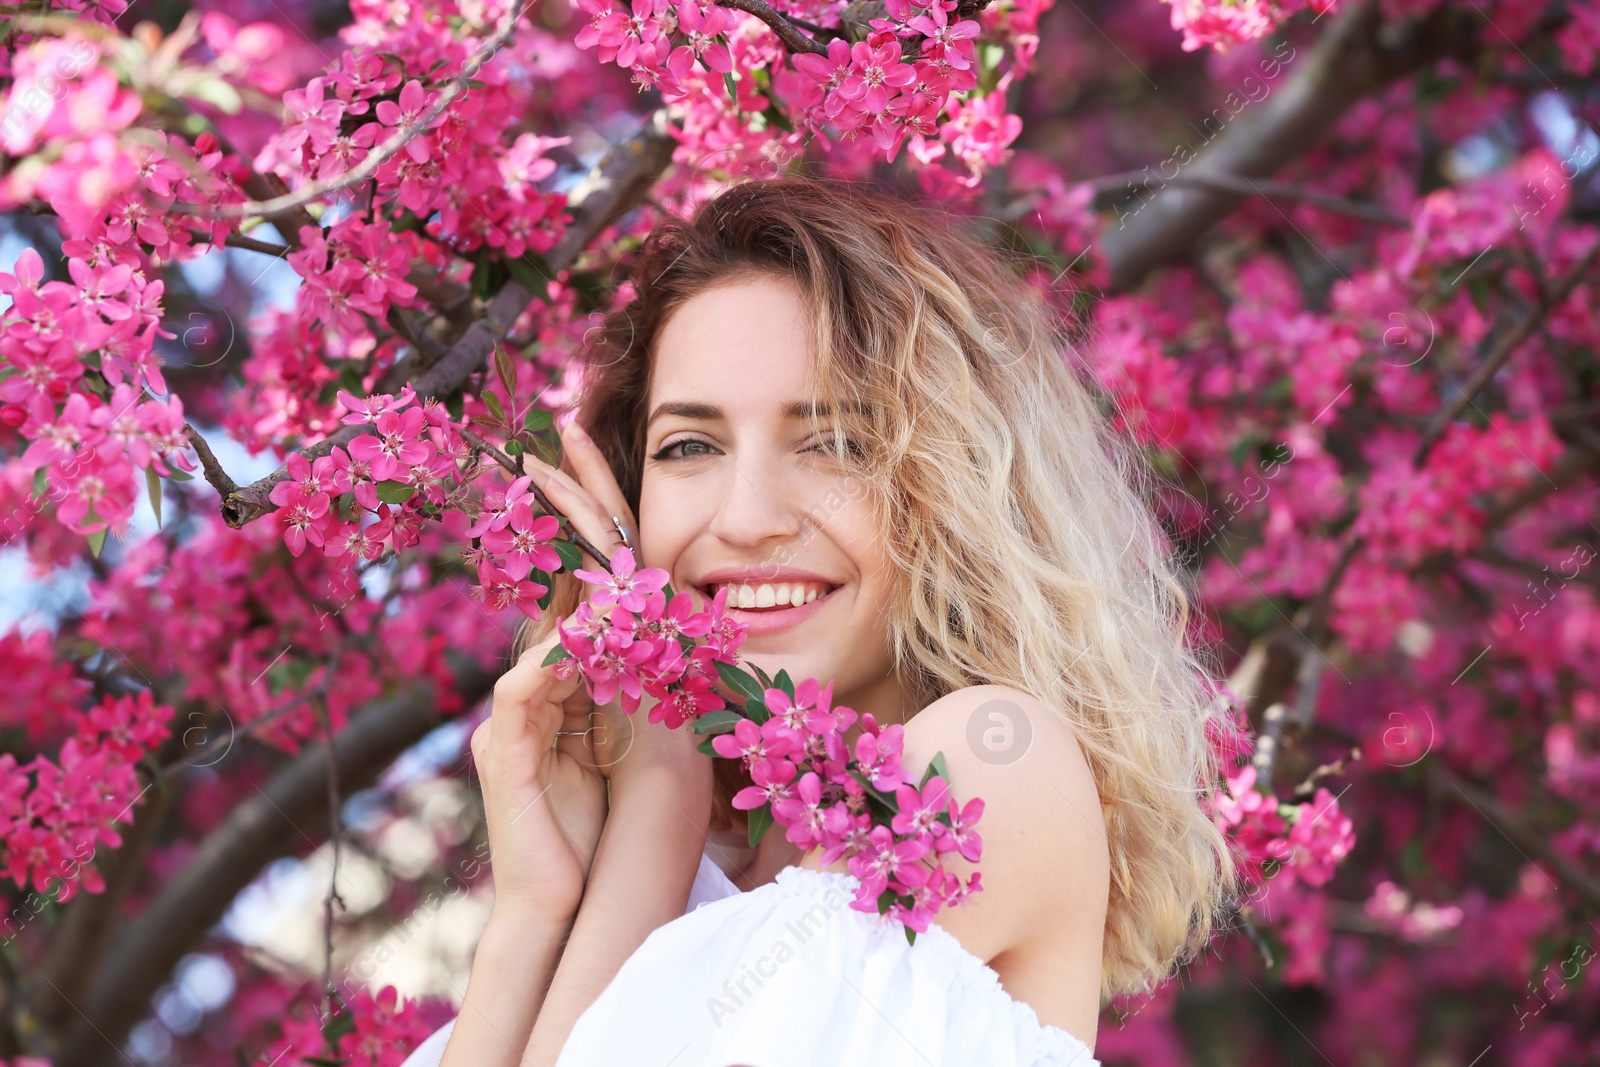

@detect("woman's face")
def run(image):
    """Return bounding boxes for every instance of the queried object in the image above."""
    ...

[637,273,906,724]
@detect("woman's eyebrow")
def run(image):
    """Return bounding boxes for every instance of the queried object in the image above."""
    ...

[645,399,865,427]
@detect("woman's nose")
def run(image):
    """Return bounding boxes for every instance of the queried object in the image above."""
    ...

[705,464,804,549]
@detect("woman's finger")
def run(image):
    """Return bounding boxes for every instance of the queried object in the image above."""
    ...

[552,706,599,767]
[523,453,623,570]
[557,421,637,540]
[490,627,577,751]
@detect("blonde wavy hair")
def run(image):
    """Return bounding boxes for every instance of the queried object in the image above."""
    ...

[513,177,1239,1000]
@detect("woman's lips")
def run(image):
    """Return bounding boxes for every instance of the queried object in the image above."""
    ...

[704,585,841,635]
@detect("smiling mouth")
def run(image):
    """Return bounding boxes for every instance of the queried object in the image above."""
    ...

[704,579,851,614]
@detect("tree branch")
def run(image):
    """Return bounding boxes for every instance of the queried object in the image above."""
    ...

[1429,762,1600,916]
[1092,170,1408,226]
[223,233,293,258]
[211,110,677,529]
[51,663,498,1067]
[717,0,828,54]
[182,422,240,501]
[1412,239,1600,466]
[198,3,533,222]
[458,427,620,568]
[1098,0,1480,291]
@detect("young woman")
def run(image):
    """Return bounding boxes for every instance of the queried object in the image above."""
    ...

[400,178,1239,1067]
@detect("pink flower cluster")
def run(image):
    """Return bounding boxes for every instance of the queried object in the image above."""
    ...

[266,385,457,559]
[1161,0,1336,53]
[574,0,1026,183]
[1353,415,1561,568]
[1,690,172,903]
[257,54,570,259]
[2,251,196,536]
[285,220,421,336]
[1208,765,1356,892]
[553,546,984,935]
[267,985,438,1067]
[717,691,986,932]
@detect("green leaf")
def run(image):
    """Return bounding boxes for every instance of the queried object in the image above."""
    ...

[481,391,506,425]
[469,248,495,300]
[760,103,795,134]
[337,361,366,395]
[523,408,553,432]
[146,466,163,530]
[850,770,899,817]
[541,642,573,667]
[715,660,767,706]
[375,480,416,504]
[494,345,516,401]
[320,1004,357,1045]
[164,466,194,482]
[86,528,106,558]
[903,926,918,947]
[723,70,738,104]
[744,696,770,724]
[266,656,314,696]
[692,709,744,735]
[918,751,950,791]
[32,468,48,499]
[180,71,243,113]
[746,802,773,848]
[1227,434,1262,467]
[506,255,553,300]
[444,389,465,422]
[505,439,524,456]
[697,736,721,757]
[773,669,795,699]
[552,539,583,572]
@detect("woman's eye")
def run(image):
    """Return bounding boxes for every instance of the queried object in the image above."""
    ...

[808,434,865,458]
[650,438,715,461]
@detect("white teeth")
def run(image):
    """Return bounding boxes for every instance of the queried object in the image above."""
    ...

[710,581,834,608]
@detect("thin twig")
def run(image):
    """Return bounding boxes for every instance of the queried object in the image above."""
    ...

[181,423,240,500]
[717,0,829,53]
[459,426,619,570]
[315,681,347,1024]
[1223,896,1274,968]
[1289,748,1361,801]
[1413,239,1600,466]
[1092,170,1409,226]
[223,233,293,258]
[195,1,534,221]
[1429,762,1600,915]
[211,110,676,530]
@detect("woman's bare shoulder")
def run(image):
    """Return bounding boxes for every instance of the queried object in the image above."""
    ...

[898,684,1109,962]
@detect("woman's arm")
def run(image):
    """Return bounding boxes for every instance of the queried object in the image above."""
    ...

[438,906,571,1065]
[521,751,714,1064]
[438,622,610,1067]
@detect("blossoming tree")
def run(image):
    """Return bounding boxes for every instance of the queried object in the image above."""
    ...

[2,0,1598,1062]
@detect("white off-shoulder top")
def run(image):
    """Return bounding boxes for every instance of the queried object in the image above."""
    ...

[398,851,1100,1067]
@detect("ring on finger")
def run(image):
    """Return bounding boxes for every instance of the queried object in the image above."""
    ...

[552,726,592,752]
[610,516,631,548]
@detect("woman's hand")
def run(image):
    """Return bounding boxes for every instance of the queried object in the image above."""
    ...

[471,624,608,926]
[524,423,711,798]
